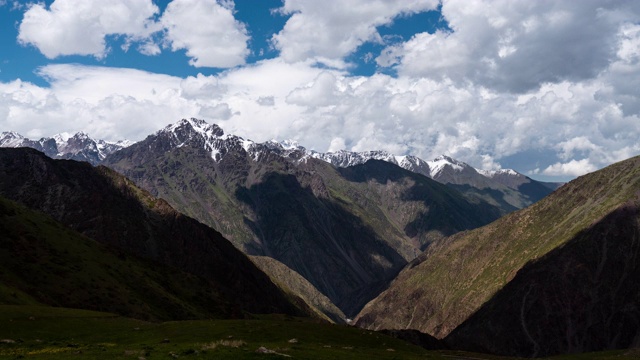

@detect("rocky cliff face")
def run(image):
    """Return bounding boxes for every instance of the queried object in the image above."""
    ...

[355,155,640,357]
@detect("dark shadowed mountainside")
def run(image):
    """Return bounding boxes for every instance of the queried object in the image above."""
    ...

[0,147,303,318]
[0,196,244,320]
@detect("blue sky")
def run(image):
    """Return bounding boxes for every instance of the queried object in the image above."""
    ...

[0,0,639,181]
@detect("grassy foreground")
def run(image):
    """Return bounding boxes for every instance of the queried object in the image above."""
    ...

[0,305,638,360]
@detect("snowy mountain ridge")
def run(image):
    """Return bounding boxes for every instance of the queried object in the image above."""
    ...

[158,119,496,180]
[2,118,523,182]
[0,130,132,165]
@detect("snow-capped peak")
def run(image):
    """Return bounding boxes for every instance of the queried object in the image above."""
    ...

[0,130,131,165]
[427,155,466,177]
[280,139,303,150]
[0,131,25,147]
[310,149,398,168]
[53,132,72,145]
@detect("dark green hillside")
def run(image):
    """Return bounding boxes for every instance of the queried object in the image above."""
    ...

[0,196,231,320]
[355,155,640,357]
[0,305,637,359]
[0,148,302,318]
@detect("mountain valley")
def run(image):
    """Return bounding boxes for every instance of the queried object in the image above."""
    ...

[3,119,639,359]
[102,119,506,316]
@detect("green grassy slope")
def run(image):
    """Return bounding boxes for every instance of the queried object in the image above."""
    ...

[0,305,429,360]
[0,196,234,320]
[355,155,640,356]
[250,255,346,323]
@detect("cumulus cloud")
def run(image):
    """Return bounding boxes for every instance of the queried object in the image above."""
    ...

[16,0,250,69]
[160,0,250,68]
[18,0,159,59]
[542,159,597,177]
[199,103,234,120]
[0,65,196,141]
[379,0,640,93]
[180,73,227,100]
[272,0,438,64]
[327,137,347,152]
[286,72,341,107]
[257,96,275,106]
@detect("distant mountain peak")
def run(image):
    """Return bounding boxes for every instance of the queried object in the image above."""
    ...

[427,155,469,178]
[0,130,130,165]
[0,131,25,147]
[279,139,304,150]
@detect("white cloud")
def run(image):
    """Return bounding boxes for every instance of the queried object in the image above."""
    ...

[16,0,250,69]
[199,103,233,120]
[272,0,438,63]
[557,137,600,161]
[328,137,346,152]
[257,96,275,106]
[18,0,159,59]
[286,72,341,107]
[37,64,182,104]
[380,0,640,93]
[180,73,227,100]
[542,159,597,177]
[595,23,640,117]
[160,0,250,68]
[0,65,196,141]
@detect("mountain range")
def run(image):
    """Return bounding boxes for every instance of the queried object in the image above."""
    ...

[102,118,507,317]
[0,131,131,165]
[0,121,559,212]
[10,118,638,358]
[0,119,561,320]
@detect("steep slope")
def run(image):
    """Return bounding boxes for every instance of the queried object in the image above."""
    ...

[0,131,130,165]
[250,255,346,323]
[103,118,502,316]
[0,196,241,320]
[0,147,302,318]
[355,155,640,357]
